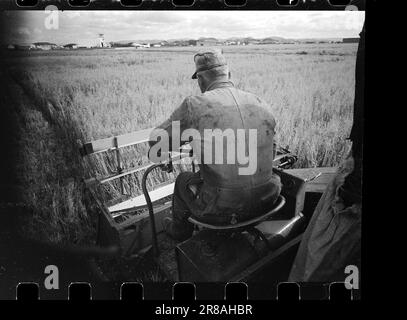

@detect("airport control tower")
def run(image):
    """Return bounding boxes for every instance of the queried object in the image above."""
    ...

[98,34,106,48]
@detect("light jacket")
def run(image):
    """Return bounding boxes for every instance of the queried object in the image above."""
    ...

[150,80,281,222]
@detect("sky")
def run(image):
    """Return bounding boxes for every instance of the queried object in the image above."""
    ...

[1,10,365,45]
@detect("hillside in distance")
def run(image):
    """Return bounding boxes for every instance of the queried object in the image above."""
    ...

[111,36,344,45]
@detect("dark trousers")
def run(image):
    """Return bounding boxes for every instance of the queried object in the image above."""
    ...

[170,172,202,241]
[170,171,281,240]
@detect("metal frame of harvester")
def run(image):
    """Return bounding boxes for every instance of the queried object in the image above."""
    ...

[79,128,336,282]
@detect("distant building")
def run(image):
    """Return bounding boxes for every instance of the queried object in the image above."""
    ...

[35,42,59,50]
[98,34,106,48]
[77,40,98,48]
[15,44,35,50]
[63,43,78,49]
[343,38,360,43]
[197,38,219,46]
[32,42,57,50]
[131,42,150,48]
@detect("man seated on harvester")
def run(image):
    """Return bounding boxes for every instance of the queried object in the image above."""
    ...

[148,48,281,241]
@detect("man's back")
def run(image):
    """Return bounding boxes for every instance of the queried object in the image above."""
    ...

[186,81,277,191]
[148,80,280,222]
[152,49,281,237]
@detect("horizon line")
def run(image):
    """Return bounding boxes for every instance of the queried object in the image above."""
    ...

[6,35,360,46]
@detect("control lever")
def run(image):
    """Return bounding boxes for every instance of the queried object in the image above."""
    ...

[160,158,174,173]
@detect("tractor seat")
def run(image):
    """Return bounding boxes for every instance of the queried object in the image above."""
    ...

[187,195,286,230]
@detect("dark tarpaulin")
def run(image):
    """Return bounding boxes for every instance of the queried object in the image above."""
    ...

[288,24,364,283]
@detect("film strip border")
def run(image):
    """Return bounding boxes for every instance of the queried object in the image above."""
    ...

[2,0,366,10]
[14,281,360,301]
[1,0,366,304]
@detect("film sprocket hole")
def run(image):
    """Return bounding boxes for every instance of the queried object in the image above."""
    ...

[68,0,91,7]
[172,0,195,6]
[224,0,247,7]
[15,0,38,7]
[120,0,143,6]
